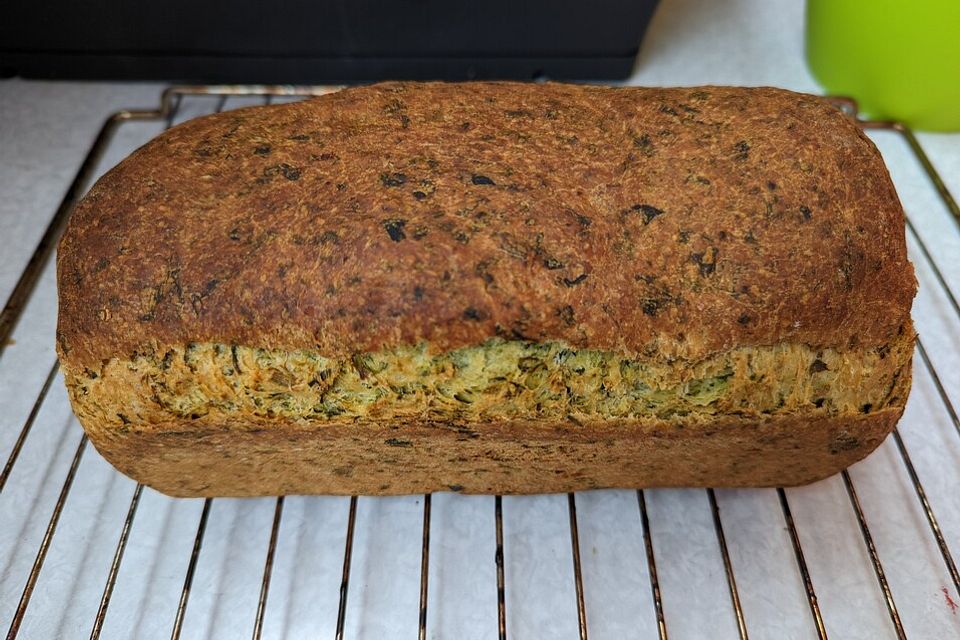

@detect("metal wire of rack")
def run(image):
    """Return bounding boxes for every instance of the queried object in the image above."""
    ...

[0,85,958,640]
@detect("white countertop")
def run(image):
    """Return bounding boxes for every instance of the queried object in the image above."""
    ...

[1,1,959,639]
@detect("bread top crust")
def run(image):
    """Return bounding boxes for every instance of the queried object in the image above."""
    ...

[57,82,916,370]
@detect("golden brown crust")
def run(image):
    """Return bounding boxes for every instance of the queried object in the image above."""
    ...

[84,407,904,497]
[57,82,916,370]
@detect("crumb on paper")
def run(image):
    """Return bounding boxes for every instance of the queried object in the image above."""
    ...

[943,586,958,615]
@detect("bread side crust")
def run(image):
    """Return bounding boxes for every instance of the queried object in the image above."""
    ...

[82,407,905,497]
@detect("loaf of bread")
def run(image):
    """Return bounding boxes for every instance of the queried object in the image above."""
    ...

[56,82,916,497]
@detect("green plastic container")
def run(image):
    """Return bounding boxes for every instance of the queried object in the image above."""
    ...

[806,0,960,131]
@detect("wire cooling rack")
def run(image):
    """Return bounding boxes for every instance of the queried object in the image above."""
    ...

[1,86,958,640]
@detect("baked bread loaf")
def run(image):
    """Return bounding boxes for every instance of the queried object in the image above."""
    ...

[56,82,916,497]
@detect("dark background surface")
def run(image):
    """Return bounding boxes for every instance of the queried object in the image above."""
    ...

[0,0,660,81]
